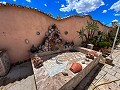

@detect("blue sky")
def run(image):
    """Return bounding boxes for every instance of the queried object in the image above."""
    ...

[0,0,120,26]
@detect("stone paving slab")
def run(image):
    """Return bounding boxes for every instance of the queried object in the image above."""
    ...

[89,49,120,90]
[88,84,99,90]
[0,75,36,90]
[0,61,36,90]
[94,74,120,90]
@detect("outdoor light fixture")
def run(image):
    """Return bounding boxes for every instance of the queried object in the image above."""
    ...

[106,19,120,64]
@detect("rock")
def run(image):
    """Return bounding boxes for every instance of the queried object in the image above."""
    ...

[41,24,64,51]
[81,60,85,64]
[85,58,89,62]
[62,71,68,76]
[105,56,113,65]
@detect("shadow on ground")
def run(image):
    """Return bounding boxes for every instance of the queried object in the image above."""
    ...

[39,49,79,61]
[74,63,104,90]
[0,60,34,87]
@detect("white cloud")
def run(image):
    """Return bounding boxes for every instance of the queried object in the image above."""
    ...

[114,13,120,16]
[44,4,47,7]
[59,0,105,13]
[110,0,120,12]
[83,14,89,15]
[13,0,16,2]
[61,4,65,8]
[0,1,6,4]
[26,0,31,3]
[102,10,107,13]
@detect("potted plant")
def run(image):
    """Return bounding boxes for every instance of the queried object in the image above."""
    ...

[98,41,111,57]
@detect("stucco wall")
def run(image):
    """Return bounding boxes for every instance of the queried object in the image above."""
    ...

[0,5,111,64]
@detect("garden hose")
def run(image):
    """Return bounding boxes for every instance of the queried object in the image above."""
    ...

[92,78,120,90]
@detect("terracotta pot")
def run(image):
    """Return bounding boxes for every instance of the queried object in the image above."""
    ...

[88,50,98,57]
[70,63,82,73]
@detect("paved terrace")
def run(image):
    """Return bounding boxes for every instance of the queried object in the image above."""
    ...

[0,46,120,90]
[75,45,120,90]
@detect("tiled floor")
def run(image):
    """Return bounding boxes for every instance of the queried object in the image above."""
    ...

[91,49,120,90]
[75,47,120,90]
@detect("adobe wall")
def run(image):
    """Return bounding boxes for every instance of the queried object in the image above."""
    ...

[0,5,112,64]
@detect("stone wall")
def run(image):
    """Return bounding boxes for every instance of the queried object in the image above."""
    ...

[0,4,112,64]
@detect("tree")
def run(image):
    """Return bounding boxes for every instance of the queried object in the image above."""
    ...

[77,27,87,42]
[77,21,99,45]
[86,21,99,40]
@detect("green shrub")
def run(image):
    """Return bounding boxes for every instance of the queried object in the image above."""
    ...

[98,41,110,48]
